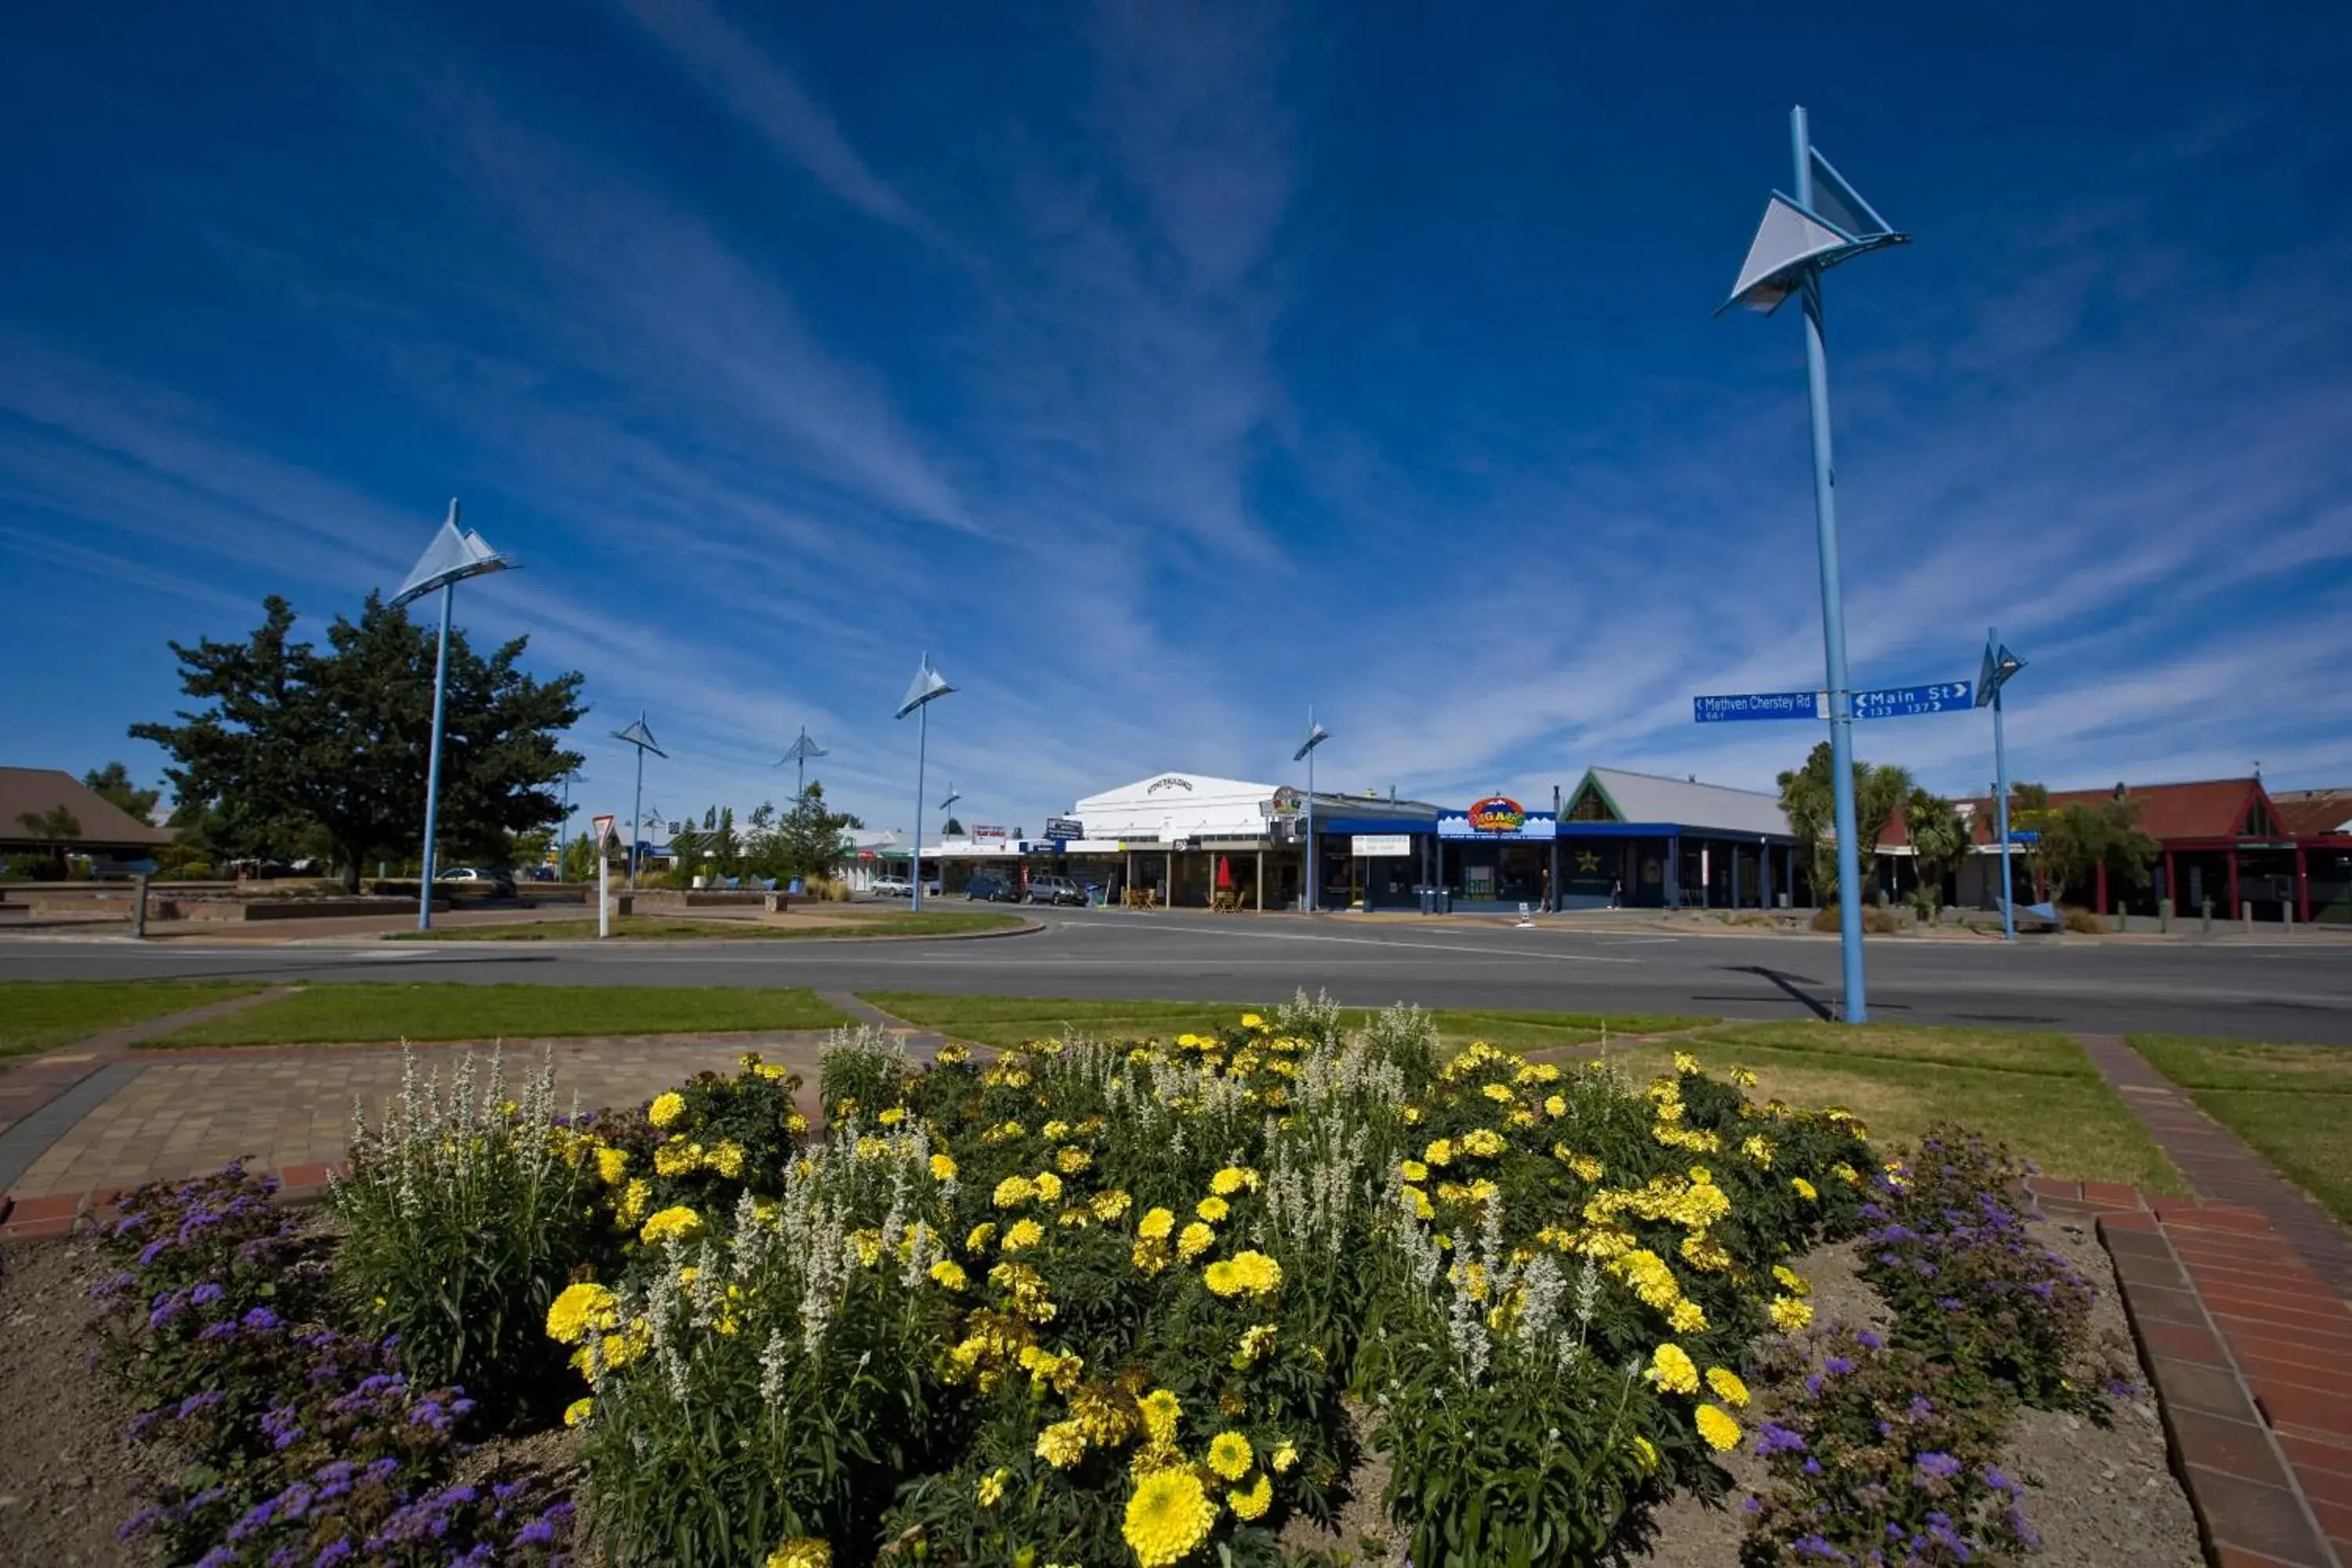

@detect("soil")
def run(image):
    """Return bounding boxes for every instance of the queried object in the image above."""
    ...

[0,1237,172,1567]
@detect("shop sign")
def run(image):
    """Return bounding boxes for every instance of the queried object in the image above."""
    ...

[1468,796,1527,833]
[972,825,1007,844]
[1263,786,1305,818]
[1352,834,1413,858]
[1044,815,1083,840]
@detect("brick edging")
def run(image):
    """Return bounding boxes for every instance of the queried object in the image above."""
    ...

[0,1158,343,1244]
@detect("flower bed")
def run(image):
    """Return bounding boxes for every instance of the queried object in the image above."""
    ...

[53,996,2180,1566]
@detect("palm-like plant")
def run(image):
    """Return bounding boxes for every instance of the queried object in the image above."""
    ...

[1902,787,1970,917]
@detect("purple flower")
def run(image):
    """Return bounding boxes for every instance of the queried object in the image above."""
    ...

[1791,1535,1849,1562]
[314,1543,354,1566]
[242,1305,282,1331]
[1915,1451,1963,1482]
[1754,1422,1809,1456]
[1980,1464,2022,1497]
[1824,1356,1854,1376]
[1907,1395,1933,1421]
[1855,1329,1883,1350]
[191,1281,225,1306]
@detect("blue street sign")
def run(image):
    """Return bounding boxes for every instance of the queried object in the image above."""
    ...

[1693,690,1827,723]
[1852,681,1972,719]
[2007,830,2039,844]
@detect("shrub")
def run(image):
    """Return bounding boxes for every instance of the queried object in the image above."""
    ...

[1740,1326,2041,1566]
[2061,906,2105,935]
[1859,1129,2100,1409]
[333,1047,610,1419]
[1809,905,1905,935]
[554,1010,1875,1566]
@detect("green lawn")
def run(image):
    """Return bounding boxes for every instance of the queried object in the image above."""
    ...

[0,980,267,1063]
[147,984,851,1047]
[1606,1022,2183,1192]
[390,910,1026,942]
[2130,1034,2352,1223]
[858,993,1708,1053]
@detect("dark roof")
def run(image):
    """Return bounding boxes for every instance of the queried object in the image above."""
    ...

[2272,788,2352,837]
[1886,777,2276,848]
[0,768,173,850]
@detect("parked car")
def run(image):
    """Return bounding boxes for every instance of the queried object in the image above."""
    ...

[437,866,517,897]
[869,875,912,898]
[1025,873,1087,907]
[965,873,1023,902]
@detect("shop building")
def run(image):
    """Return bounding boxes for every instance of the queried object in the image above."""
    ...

[1549,768,1806,909]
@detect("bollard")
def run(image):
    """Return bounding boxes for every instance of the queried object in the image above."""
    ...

[2160,897,2172,934]
[132,873,149,939]
[2201,898,2213,935]
[2242,900,2253,935]
[2117,909,2129,934]
[2285,900,2294,932]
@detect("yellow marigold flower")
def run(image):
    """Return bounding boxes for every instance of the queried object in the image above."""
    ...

[639,1206,703,1246]
[562,1396,593,1427]
[1831,1162,1860,1185]
[967,1222,998,1252]
[1669,1299,1710,1334]
[615,1178,650,1229]
[1232,1323,1278,1368]
[1036,1418,1088,1470]
[1203,1259,1240,1296]
[1196,1196,1230,1222]
[851,1229,885,1267]
[976,1467,1008,1508]
[1056,1145,1092,1174]
[1399,1159,1429,1182]
[877,1106,905,1126]
[1240,1012,1265,1030]
[1482,1082,1514,1105]
[1270,1439,1298,1474]
[1695,1403,1741,1452]
[1401,1183,1435,1221]
[652,1139,699,1178]
[993,1174,1036,1208]
[931,1152,958,1182]
[1207,1430,1254,1480]
[1706,1366,1750,1408]
[1138,1206,1175,1240]
[1033,1171,1065,1203]
[706,1140,746,1179]
[930,1259,967,1291]
[1644,1343,1700,1395]
[1177,1221,1215,1261]
[1132,1238,1171,1276]
[1423,1138,1454,1167]
[1461,1127,1507,1158]
[1123,1467,1216,1568]
[1791,1176,1818,1201]
[648,1091,686,1129]
[1210,1166,1249,1196]
[1674,1051,1702,1076]
[1227,1469,1272,1520]
[1769,1294,1813,1332]
[1138,1388,1181,1446]
[1543,1094,1567,1118]
[765,1539,830,1568]
[1403,1104,1423,1124]
[1090,1189,1133,1221]
[546,1281,618,1345]
[1002,1218,1046,1252]
[785,1110,809,1135]
[1730,1066,1759,1089]
[593,1146,629,1185]
[1773,1264,1809,1296]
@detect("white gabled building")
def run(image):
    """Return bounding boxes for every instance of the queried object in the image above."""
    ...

[1068,771,1283,849]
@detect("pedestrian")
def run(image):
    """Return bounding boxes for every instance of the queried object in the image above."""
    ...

[1610,877,1623,909]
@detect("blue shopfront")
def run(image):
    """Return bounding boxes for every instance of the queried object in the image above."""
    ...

[1435,797,1559,911]
[1552,768,1808,910]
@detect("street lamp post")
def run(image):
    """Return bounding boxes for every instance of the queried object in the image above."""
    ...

[1721,106,1908,1023]
[611,715,666,889]
[1976,631,2028,940]
[1294,710,1330,913]
[388,499,514,931]
[779,726,828,801]
[895,655,956,912]
[937,780,962,895]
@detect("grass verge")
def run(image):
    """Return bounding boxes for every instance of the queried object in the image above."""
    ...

[0,979,267,1063]
[1610,1022,2183,1192]
[147,984,851,1047]
[390,911,1029,942]
[2129,1034,2352,1224]
[857,993,1709,1053]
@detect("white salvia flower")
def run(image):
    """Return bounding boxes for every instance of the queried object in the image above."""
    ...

[758,1327,794,1403]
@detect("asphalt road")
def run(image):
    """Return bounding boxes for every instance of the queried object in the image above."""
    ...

[5,909,2349,1042]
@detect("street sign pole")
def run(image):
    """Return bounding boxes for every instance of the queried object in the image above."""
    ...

[912,700,930,912]
[1793,107,1867,1023]
[1991,626,2015,942]
[417,581,454,931]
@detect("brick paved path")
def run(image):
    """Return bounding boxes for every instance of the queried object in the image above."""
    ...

[2071,1034,2352,1568]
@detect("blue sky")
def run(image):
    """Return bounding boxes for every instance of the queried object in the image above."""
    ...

[5,1,2349,843]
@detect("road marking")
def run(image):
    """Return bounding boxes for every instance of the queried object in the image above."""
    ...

[1062,924,1639,964]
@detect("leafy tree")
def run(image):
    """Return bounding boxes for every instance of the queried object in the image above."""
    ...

[83,762,162,822]
[943,816,966,837]
[560,831,601,883]
[130,595,586,892]
[1901,787,1971,917]
[772,783,857,883]
[2010,784,2159,906]
[1775,742,1913,906]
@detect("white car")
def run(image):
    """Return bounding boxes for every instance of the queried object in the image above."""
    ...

[869,876,913,898]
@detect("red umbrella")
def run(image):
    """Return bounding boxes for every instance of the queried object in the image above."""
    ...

[1216,855,1233,890]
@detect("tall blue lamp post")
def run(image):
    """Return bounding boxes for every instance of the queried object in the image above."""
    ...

[611,715,666,889]
[779,726,828,800]
[1722,106,1909,1023]
[1976,631,2027,940]
[1294,710,1330,913]
[896,655,956,912]
[389,499,515,931]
